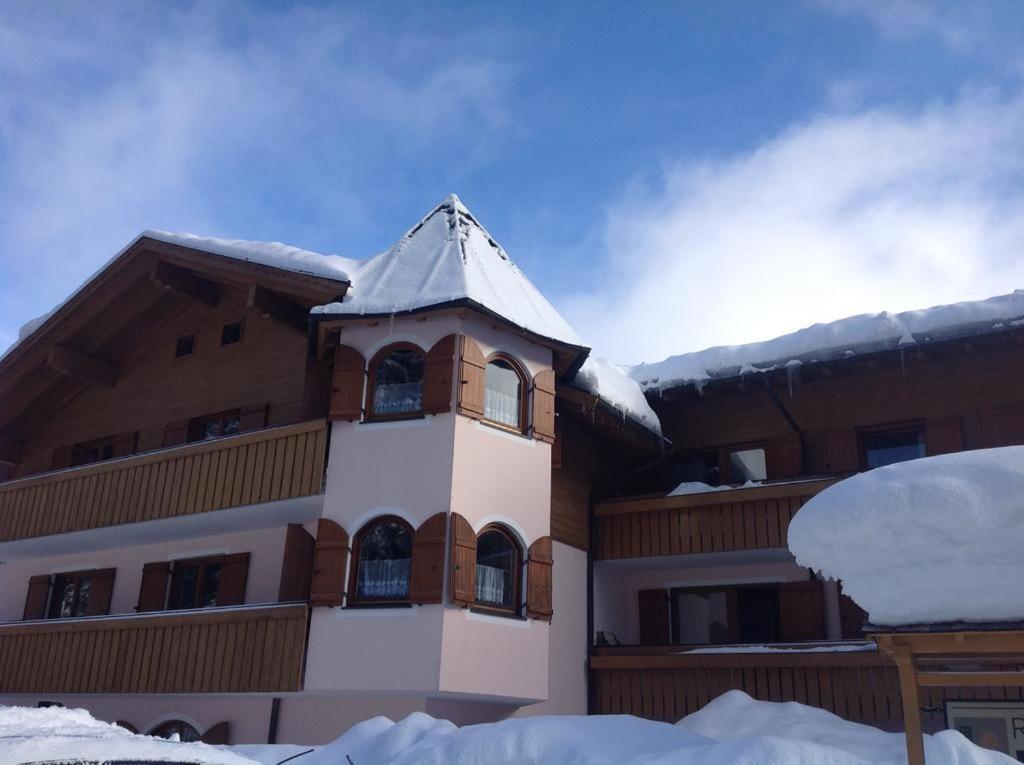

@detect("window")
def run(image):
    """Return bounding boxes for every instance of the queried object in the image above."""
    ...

[729,448,767,483]
[186,410,240,443]
[221,320,244,346]
[70,438,116,468]
[168,557,223,610]
[350,516,414,603]
[175,333,196,358]
[149,719,201,742]
[475,526,521,613]
[672,452,720,486]
[671,585,780,645]
[368,345,425,418]
[483,357,525,431]
[47,572,95,619]
[861,425,925,469]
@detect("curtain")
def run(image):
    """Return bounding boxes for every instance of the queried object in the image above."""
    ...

[374,382,423,415]
[358,558,411,598]
[475,564,510,606]
[484,389,519,427]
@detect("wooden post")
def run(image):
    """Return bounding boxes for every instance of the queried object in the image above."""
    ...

[892,644,926,765]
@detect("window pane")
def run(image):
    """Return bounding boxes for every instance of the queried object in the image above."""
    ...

[357,521,413,599]
[75,577,91,616]
[673,453,720,486]
[169,564,199,610]
[736,587,779,643]
[373,350,424,415]
[863,429,925,469]
[48,575,76,619]
[200,563,221,607]
[730,449,767,482]
[674,591,729,644]
[484,360,521,428]
[476,530,517,609]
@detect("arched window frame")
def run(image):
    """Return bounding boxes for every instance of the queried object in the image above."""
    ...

[473,523,523,616]
[148,719,202,742]
[481,353,529,435]
[364,342,427,421]
[348,515,416,606]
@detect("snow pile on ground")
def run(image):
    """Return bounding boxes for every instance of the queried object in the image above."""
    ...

[630,289,1024,391]
[0,705,249,764]
[236,692,1011,765]
[570,356,662,435]
[788,446,1024,626]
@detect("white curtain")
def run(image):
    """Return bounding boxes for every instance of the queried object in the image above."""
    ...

[484,389,519,427]
[374,382,423,414]
[475,564,509,605]
[358,559,411,598]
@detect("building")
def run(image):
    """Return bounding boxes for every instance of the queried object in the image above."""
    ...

[0,194,1022,746]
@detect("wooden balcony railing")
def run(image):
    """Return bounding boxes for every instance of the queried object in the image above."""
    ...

[0,603,308,694]
[0,419,327,542]
[593,478,837,560]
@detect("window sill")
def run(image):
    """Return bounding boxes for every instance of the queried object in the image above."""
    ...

[469,606,526,621]
[479,419,528,438]
[344,601,413,610]
[359,414,427,425]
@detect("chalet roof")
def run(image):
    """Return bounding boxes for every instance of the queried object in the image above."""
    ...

[629,289,1024,393]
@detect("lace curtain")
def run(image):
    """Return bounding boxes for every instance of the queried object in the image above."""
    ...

[484,389,519,427]
[476,563,511,606]
[358,558,411,598]
[374,382,423,415]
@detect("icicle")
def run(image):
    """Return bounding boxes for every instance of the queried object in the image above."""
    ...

[785,359,802,398]
[388,312,396,335]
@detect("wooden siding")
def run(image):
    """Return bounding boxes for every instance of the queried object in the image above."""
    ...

[0,420,327,542]
[0,603,308,694]
[593,478,836,560]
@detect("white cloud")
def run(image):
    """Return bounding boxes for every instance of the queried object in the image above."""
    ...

[809,0,982,51]
[564,89,1024,365]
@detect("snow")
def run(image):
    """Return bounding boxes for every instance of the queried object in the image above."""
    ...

[788,446,1024,626]
[682,643,875,654]
[668,479,763,496]
[235,694,1011,765]
[630,289,1024,391]
[570,356,662,435]
[312,195,584,348]
[0,705,249,764]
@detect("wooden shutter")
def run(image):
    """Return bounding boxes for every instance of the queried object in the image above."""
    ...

[925,416,963,455]
[110,431,138,458]
[778,580,825,641]
[638,588,671,645]
[162,420,189,448]
[84,568,116,616]
[531,370,556,443]
[50,446,73,471]
[449,512,477,607]
[526,536,554,621]
[311,518,349,607]
[137,561,170,612]
[806,429,859,474]
[278,524,316,602]
[410,512,448,604]
[456,335,486,418]
[766,435,802,479]
[23,575,50,620]
[201,721,230,745]
[239,403,269,432]
[422,335,456,414]
[838,583,869,639]
[329,345,366,421]
[216,553,250,606]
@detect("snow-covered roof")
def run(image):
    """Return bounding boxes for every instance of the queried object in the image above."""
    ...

[312,194,584,348]
[788,446,1024,627]
[569,357,662,436]
[630,290,1024,392]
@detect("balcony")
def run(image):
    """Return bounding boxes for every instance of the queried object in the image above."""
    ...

[0,419,327,542]
[593,478,837,560]
[0,603,308,694]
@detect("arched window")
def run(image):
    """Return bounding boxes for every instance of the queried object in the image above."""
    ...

[368,344,425,418]
[475,525,521,613]
[148,719,201,742]
[350,516,414,603]
[484,356,526,432]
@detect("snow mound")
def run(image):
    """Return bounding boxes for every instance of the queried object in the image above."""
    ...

[630,289,1024,391]
[788,446,1024,626]
[570,357,662,435]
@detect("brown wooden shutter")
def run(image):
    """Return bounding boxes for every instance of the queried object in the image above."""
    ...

[422,335,456,414]
[311,518,349,607]
[531,370,556,443]
[162,420,189,448]
[110,432,138,458]
[278,524,316,602]
[925,416,963,456]
[766,435,802,479]
[838,582,869,639]
[410,512,448,604]
[50,446,73,471]
[23,575,50,620]
[449,512,477,607]
[979,406,1024,448]
[826,430,860,472]
[778,580,825,641]
[216,553,250,606]
[201,721,230,745]
[456,335,487,418]
[526,536,554,621]
[84,568,116,616]
[137,561,170,612]
[329,345,366,421]
[638,588,671,645]
[239,403,269,432]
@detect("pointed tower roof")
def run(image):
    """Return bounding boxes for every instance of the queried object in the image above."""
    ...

[313,195,585,348]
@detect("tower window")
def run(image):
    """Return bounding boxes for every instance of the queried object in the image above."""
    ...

[475,525,521,613]
[368,345,425,418]
[350,516,414,603]
[483,357,526,432]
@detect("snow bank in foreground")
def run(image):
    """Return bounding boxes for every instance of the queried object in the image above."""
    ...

[789,446,1024,626]
[237,692,1011,765]
[0,705,248,764]
[571,357,662,435]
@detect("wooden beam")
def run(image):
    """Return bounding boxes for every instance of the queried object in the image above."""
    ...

[917,671,1024,687]
[891,645,926,765]
[246,284,308,335]
[47,345,117,387]
[150,260,219,306]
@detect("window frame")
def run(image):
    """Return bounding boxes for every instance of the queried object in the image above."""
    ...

[220,319,245,347]
[363,342,427,422]
[174,331,198,359]
[668,583,782,646]
[347,515,416,606]
[472,524,523,617]
[69,435,119,468]
[167,555,227,611]
[148,719,202,742]
[857,420,926,471]
[45,570,96,620]
[185,409,242,444]
[481,353,529,436]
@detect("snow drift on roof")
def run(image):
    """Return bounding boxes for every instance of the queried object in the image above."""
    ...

[570,357,662,435]
[630,289,1024,391]
[312,194,584,347]
[788,446,1024,626]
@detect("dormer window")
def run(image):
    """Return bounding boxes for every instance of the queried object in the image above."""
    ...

[484,356,525,432]
[350,516,414,603]
[368,345,425,418]
[475,525,521,613]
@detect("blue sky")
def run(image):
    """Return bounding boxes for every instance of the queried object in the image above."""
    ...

[2,1,1024,364]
